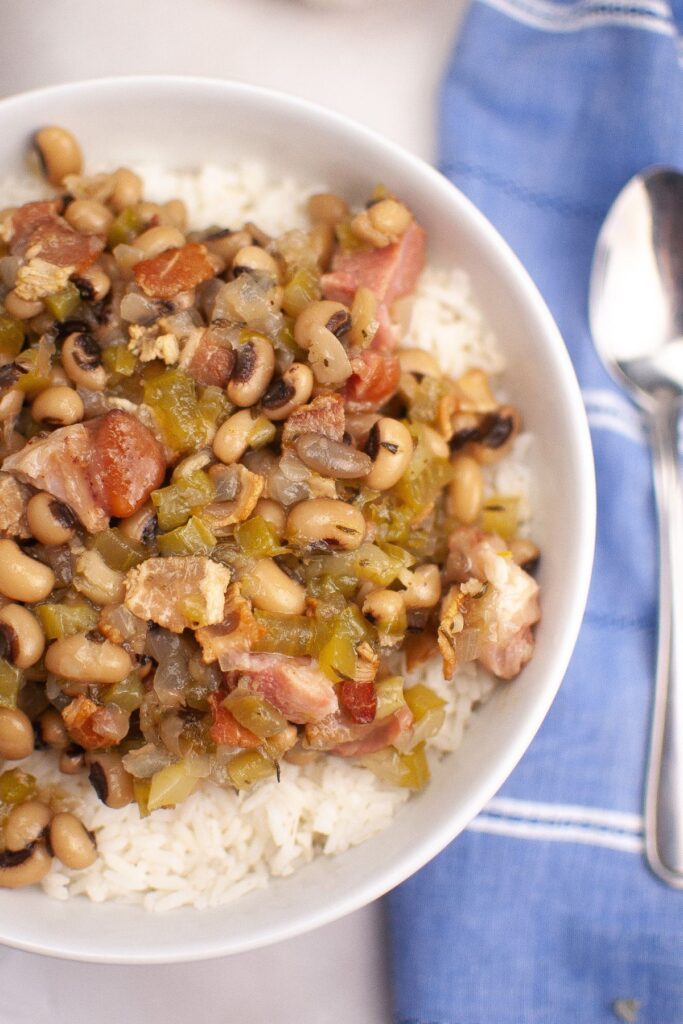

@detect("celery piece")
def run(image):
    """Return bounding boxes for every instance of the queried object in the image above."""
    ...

[0,769,36,804]
[352,543,407,588]
[253,611,316,657]
[404,683,446,722]
[15,345,53,394]
[0,659,22,709]
[103,673,144,713]
[151,470,215,532]
[247,415,276,450]
[102,345,137,377]
[375,676,406,720]
[228,750,276,791]
[94,528,147,571]
[335,221,365,253]
[361,744,430,790]
[481,495,520,541]
[44,282,80,322]
[223,693,287,739]
[318,634,357,683]
[107,206,142,249]
[147,759,201,811]
[35,602,99,640]
[144,368,206,453]
[235,516,284,559]
[197,385,232,430]
[0,315,24,357]
[133,778,151,819]
[409,375,448,424]
[157,516,216,557]
[281,268,320,318]
[395,423,454,513]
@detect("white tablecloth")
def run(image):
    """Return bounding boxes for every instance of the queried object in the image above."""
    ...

[0,2,466,1020]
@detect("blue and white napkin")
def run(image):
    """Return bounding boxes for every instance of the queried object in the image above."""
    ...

[388,3,683,1022]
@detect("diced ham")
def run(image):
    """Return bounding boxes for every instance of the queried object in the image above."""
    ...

[10,200,103,271]
[180,327,236,388]
[305,704,413,757]
[61,695,129,750]
[0,473,31,539]
[2,410,164,532]
[218,651,338,724]
[124,556,231,634]
[442,527,541,680]
[2,423,108,533]
[344,349,401,410]
[195,585,264,664]
[281,393,345,447]
[87,409,166,518]
[134,243,215,299]
[208,693,261,749]
[322,222,426,307]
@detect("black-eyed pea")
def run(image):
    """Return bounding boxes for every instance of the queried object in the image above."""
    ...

[363,418,413,491]
[4,800,51,852]
[261,363,314,421]
[64,199,113,235]
[286,498,366,551]
[402,564,442,609]
[0,841,52,888]
[0,707,34,760]
[31,385,84,427]
[246,559,306,615]
[448,455,483,524]
[85,751,134,808]
[44,634,132,685]
[0,603,45,668]
[27,492,77,546]
[227,337,275,407]
[34,126,82,186]
[0,540,55,602]
[49,812,97,870]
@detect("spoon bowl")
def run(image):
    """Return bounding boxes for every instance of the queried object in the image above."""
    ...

[590,166,683,888]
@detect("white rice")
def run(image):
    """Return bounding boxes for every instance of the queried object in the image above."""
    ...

[1,163,533,909]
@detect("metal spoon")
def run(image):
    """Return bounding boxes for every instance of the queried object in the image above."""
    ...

[590,167,683,888]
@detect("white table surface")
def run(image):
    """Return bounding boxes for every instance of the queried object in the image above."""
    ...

[0,2,467,1021]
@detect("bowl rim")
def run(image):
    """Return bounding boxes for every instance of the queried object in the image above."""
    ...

[0,74,596,963]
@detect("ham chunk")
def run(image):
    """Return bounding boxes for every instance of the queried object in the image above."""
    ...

[0,473,31,539]
[180,327,236,388]
[125,556,231,634]
[207,693,261,749]
[281,393,345,447]
[441,527,540,680]
[305,704,413,757]
[322,221,426,308]
[10,200,103,271]
[61,695,129,750]
[134,243,215,299]
[195,585,264,663]
[218,651,338,724]
[2,423,108,533]
[1,410,164,532]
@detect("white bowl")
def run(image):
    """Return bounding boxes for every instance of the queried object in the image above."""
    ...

[0,76,595,963]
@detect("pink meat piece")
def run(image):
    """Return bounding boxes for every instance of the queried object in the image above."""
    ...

[280,393,345,447]
[305,704,414,757]
[10,200,103,271]
[218,651,338,724]
[448,526,541,680]
[322,221,426,307]
[1,423,108,533]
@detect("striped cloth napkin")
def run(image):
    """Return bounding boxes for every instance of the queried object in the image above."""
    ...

[387,2,683,1023]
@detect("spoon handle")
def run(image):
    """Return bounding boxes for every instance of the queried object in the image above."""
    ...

[645,397,683,886]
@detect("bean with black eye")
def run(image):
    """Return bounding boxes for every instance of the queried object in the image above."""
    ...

[49,812,97,870]
[0,842,52,888]
[45,634,132,685]
[364,418,413,491]
[286,498,366,551]
[117,501,158,545]
[232,245,279,280]
[34,126,82,185]
[59,745,84,775]
[72,265,110,303]
[31,385,84,427]
[0,707,35,760]
[227,337,275,407]
[294,300,351,350]
[261,363,313,421]
[38,708,69,749]
[85,751,134,808]
[27,492,77,546]
[4,800,51,852]
[64,199,113,236]
[0,539,55,603]
[0,603,45,668]
[61,332,106,391]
